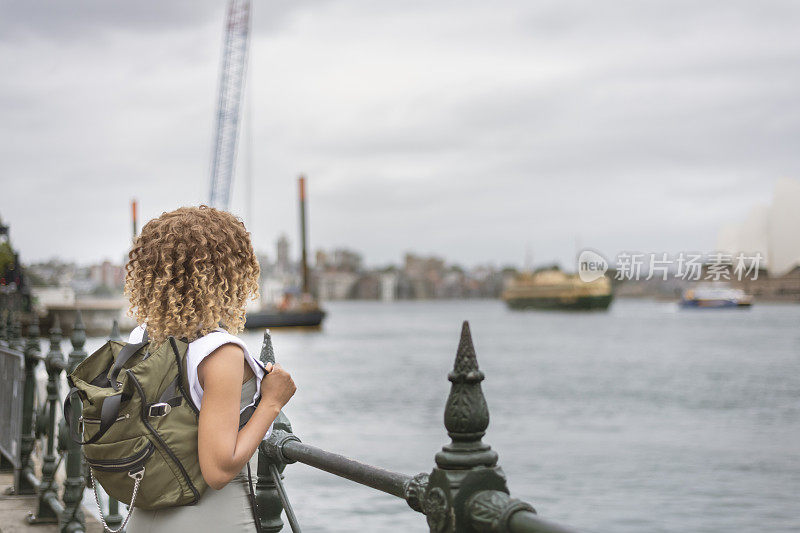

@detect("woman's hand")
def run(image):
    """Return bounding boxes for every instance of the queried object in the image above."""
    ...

[260,362,296,411]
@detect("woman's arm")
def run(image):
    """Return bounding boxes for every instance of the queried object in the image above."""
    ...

[197,344,296,490]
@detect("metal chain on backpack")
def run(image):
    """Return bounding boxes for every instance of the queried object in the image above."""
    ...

[90,467,144,533]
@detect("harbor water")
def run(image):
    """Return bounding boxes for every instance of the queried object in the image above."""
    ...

[85,299,800,532]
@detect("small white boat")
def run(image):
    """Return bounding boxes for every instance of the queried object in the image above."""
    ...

[679,286,753,309]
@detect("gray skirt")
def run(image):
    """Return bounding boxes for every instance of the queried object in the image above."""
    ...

[127,377,260,533]
[125,456,258,533]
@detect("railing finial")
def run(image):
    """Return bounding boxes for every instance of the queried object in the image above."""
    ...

[0,308,7,346]
[9,311,21,351]
[70,310,86,357]
[110,318,121,341]
[46,315,62,366]
[260,329,276,365]
[26,312,40,347]
[436,320,497,471]
[418,321,508,532]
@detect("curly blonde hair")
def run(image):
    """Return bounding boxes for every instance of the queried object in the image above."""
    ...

[124,206,260,344]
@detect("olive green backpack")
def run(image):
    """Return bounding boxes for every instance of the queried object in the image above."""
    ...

[65,331,262,532]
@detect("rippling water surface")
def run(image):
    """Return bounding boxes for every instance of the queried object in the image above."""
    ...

[88,299,800,532]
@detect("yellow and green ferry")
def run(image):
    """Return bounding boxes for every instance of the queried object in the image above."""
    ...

[502,266,613,311]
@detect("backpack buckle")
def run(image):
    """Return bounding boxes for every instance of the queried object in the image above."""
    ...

[148,403,172,417]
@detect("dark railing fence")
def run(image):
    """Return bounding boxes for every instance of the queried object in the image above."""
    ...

[0,296,580,533]
[1,303,95,532]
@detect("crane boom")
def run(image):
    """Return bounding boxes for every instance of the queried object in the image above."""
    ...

[209,0,251,210]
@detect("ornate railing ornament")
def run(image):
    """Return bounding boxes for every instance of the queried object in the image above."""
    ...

[467,491,536,533]
[18,313,41,496]
[29,316,64,524]
[404,472,430,513]
[438,321,498,471]
[62,310,88,532]
[419,321,505,532]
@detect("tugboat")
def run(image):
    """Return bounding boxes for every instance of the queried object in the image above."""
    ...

[502,265,613,311]
[245,176,326,329]
[679,285,753,309]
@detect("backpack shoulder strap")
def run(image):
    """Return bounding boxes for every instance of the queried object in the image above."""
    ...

[108,328,149,391]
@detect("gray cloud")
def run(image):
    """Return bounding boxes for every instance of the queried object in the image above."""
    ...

[1,0,798,269]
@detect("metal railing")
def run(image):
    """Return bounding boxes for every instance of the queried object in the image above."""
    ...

[0,304,123,532]
[0,295,581,532]
[254,323,580,533]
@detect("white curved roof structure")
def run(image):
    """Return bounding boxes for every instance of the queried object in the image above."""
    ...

[768,178,800,276]
[716,178,800,276]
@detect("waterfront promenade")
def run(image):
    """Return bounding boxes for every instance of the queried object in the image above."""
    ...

[3,298,797,532]
[0,473,101,533]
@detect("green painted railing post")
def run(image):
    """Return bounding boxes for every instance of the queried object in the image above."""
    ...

[0,308,8,346]
[30,316,64,524]
[104,319,124,530]
[0,307,14,477]
[419,322,535,533]
[61,311,87,533]
[0,307,10,475]
[17,313,41,495]
[255,330,287,532]
[8,310,21,351]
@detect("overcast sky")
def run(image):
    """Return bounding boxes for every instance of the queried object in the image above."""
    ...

[1,0,798,269]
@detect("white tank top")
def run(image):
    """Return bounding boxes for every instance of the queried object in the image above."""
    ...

[128,325,273,440]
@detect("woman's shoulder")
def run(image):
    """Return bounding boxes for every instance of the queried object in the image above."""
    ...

[188,329,250,362]
[127,324,145,343]
[127,325,248,358]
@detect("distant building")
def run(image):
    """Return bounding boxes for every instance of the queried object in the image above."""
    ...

[314,247,364,300]
[379,271,399,301]
[403,253,445,299]
[257,244,506,302]
[315,250,329,270]
[734,266,800,302]
[332,249,362,273]
[256,235,301,305]
[717,177,800,301]
[318,271,359,300]
[89,260,125,289]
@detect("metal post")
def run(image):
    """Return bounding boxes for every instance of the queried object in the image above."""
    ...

[17,313,40,495]
[0,305,12,474]
[8,310,21,352]
[61,311,87,533]
[298,176,309,295]
[420,322,537,533]
[0,307,8,347]
[131,199,138,241]
[30,316,64,523]
[255,330,287,532]
[103,320,124,530]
